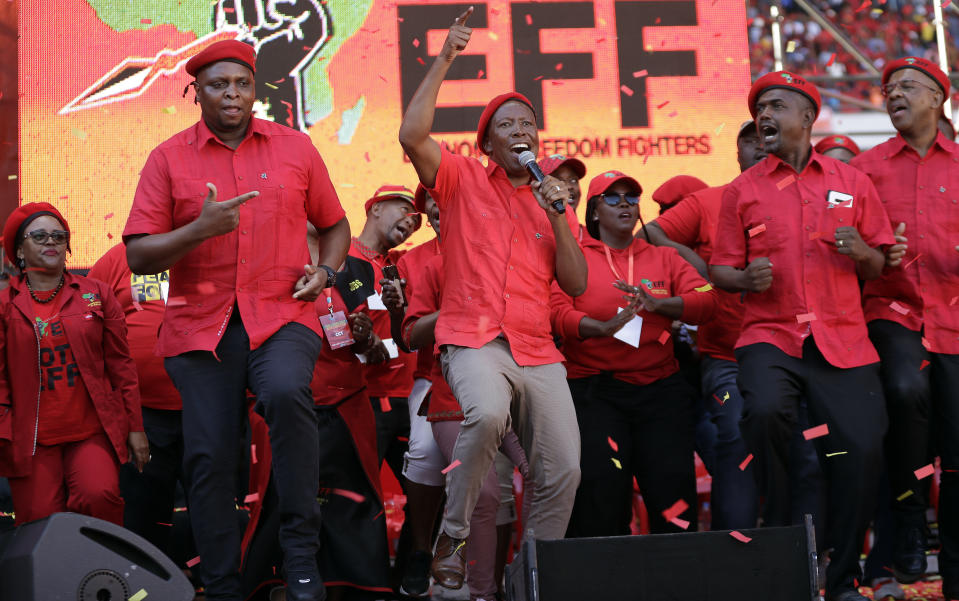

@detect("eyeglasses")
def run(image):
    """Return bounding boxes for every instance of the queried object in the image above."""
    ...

[880,79,940,97]
[24,229,69,245]
[600,192,640,206]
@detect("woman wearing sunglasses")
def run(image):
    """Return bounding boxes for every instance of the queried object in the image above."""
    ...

[0,202,148,526]
[551,171,718,537]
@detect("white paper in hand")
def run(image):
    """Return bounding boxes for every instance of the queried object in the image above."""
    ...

[613,308,643,348]
[366,292,387,311]
[381,338,400,359]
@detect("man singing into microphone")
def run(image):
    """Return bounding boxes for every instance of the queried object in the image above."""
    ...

[398,6,586,590]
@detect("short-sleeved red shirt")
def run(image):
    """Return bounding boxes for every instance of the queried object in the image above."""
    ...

[851,133,959,354]
[550,235,717,386]
[397,237,441,380]
[123,117,345,356]
[654,185,745,362]
[711,151,895,368]
[428,149,567,366]
[310,287,367,407]
[88,244,180,410]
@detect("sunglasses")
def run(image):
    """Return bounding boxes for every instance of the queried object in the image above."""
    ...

[24,229,69,245]
[599,192,640,206]
[880,79,939,97]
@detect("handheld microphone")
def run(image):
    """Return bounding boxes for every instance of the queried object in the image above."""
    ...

[517,150,565,214]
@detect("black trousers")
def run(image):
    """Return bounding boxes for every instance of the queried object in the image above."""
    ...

[931,351,959,596]
[736,339,887,597]
[165,312,322,601]
[119,407,185,559]
[565,372,698,537]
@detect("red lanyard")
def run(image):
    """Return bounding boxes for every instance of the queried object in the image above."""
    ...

[603,244,634,287]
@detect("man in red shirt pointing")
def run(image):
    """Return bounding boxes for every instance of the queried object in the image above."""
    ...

[711,72,895,601]
[398,7,586,590]
[123,40,350,601]
[850,57,959,597]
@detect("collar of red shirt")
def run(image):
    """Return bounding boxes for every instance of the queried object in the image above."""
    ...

[195,116,271,149]
[580,230,654,255]
[351,236,387,264]
[884,130,958,159]
[756,148,826,177]
[485,156,532,185]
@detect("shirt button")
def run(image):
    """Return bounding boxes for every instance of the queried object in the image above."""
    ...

[242,230,248,234]
[806,279,811,283]
[805,225,811,230]
[509,265,514,270]
[803,199,809,204]
[241,259,247,264]
[513,238,518,243]
[919,234,925,239]
[238,175,243,180]
[514,213,519,219]
[918,210,923,215]
[838,218,843,222]
[919,185,924,190]
[505,293,510,299]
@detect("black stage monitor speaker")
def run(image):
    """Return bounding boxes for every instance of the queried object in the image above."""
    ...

[0,512,194,601]
[506,515,821,601]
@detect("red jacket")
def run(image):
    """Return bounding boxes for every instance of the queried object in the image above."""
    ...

[0,273,143,477]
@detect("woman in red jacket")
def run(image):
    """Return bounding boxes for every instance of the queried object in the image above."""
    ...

[551,171,717,537]
[0,203,148,525]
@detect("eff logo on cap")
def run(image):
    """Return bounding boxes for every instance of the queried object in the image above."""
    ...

[826,190,854,209]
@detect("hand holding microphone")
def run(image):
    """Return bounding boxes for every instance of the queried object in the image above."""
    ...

[518,150,566,214]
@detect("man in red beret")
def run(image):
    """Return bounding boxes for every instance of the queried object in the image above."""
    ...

[123,39,350,601]
[711,72,895,601]
[814,135,861,163]
[398,7,586,589]
[849,56,959,598]
[651,175,708,214]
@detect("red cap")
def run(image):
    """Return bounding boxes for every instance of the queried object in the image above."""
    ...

[651,175,708,208]
[586,170,642,200]
[413,184,430,214]
[538,154,586,178]
[814,135,861,156]
[364,185,421,231]
[185,40,256,77]
[475,92,536,154]
[3,202,70,263]
[748,71,821,119]
[883,56,950,96]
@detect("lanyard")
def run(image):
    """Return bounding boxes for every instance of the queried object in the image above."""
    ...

[603,244,634,287]
[324,288,335,317]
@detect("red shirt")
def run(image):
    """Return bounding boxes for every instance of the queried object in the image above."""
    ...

[711,152,895,368]
[88,244,180,410]
[851,133,959,354]
[123,117,345,356]
[428,148,567,366]
[401,254,462,422]
[311,287,367,407]
[654,185,745,362]
[33,293,102,445]
[348,238,416,398]
[397,237,442,380]
[551,235,717,386]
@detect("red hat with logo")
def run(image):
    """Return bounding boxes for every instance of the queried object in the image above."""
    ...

[652,175,708,208]
[538,154,586,178]
[586,170,642,200]
[185,40,257,77]
[475,92,536,154]
[883,56,950,96]
[3,202,70,263]
[364,185,422,230]
[748,71,821,119]
[814,134,861,156]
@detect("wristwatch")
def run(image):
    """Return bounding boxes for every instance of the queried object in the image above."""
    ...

[318,265,337,288]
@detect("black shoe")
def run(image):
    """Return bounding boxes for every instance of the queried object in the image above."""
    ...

[892,525,927,584]
[825,589,869,601]
[286,569,327,601]
[399,550,432,597]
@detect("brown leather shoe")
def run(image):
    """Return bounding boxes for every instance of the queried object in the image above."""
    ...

[431,532,467,589]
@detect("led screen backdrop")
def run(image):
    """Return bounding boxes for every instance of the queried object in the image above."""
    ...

[17,0,751,267]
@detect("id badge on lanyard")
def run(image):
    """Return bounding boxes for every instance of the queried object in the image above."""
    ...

[319,291,354,350]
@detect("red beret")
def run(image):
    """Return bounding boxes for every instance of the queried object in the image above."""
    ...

[814,134,861,156]
[185,40,256,77]
[538,154,586,179]
[413,184,430,214]
[364,185,421,231]
[748,71,821,119]
[883,56,950,96]
[586,170,642,200]
[652,175,709,208]
[3,202,69,263]
[475,92,536,154]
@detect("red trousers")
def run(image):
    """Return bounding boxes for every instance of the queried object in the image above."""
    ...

[8,432,123,525]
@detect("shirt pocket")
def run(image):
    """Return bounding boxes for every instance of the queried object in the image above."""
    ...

[170,179,208,229]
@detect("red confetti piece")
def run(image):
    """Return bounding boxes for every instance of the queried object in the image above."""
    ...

[186,556,201,567]
[620,84,634,97]
[914,464,934,480]
[555,63,563,71]
[889,301,910,315]
[156,522,172,527]
[713,393,723,405]
[197,281,215,295]
[550,81,564,86]
[167,296,187,307]
[441,459,462,474]
[525,14,532,25]
[643,154,650,165]
[412,38,420,48]
[796,312,817,323]
[243,493,259,504]
[808,231,823,240]
[104,213,114,220]
[656,101,670,109]
[106,233,113,239]
[855,0,871,12]
[332,488,365,503]
[730,530,752,543]
[379,397,392,412]
[776,175,796,190]
[223,6,234,13]
[662,499,689,521]
[534,75,544,81]
[944,0,952,6]
[748,224,766,238]
[607,436,619,452]
[477,70,485,78]
[668,111,678,118]
[633,69,648,78]
[140,18,152,24]
[378,75,388,83]
[920,359,930,371]
[921,338,931,350]
[951,296,958,306]
[826,53,836,67]
[902,253,922,270]
[397,436,409,442]
[669,517,690,530]
[803,423,829,440]
[657,330,670,345]
[739,454,754,471]
[416,57,425,66]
